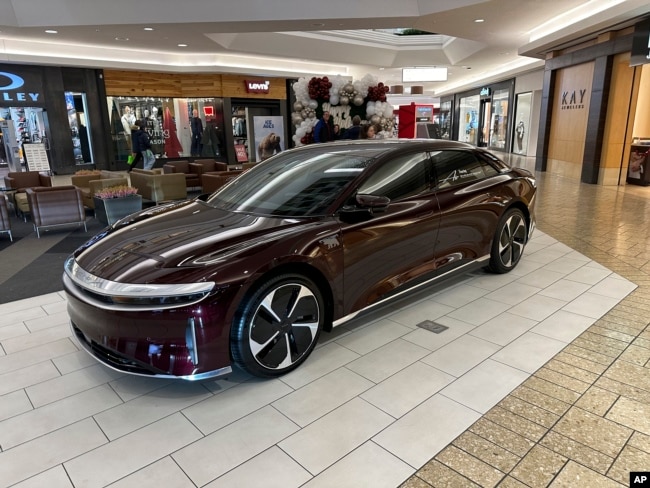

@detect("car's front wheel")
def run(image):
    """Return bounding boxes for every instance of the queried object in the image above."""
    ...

[231,274,324,377]
[488,207,527,273]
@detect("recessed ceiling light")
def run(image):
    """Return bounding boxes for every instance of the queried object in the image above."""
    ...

[115,37,129,41]
[474,19,484,23]
[45,30,58,34]
[177,43,188,47]
[143,27,154,31]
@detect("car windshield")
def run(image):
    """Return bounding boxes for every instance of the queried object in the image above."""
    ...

[206,149,377,216]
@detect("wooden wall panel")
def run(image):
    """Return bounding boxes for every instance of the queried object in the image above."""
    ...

[180,75,223,97]
[103,70,287,100]
[547,62,594,176]
[599,53,636,184]
[103,70,182,97]
[221,74,287,99]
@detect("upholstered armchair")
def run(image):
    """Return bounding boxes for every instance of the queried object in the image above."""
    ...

[162,160,201,189]
[71,172,129,209]
[0,195,12,241]
[26,186,87,238]
[188,160,228,188]
[129,168,187,204]
[4,171,52,190]
[201,170,244,194]
[5,171,53,219]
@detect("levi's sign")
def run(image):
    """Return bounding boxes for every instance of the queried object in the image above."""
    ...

[245,80,270,94]
[0,71,41,102]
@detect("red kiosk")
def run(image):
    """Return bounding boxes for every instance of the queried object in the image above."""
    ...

[398,103,438,139]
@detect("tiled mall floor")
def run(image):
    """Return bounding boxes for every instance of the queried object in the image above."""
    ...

[1,161,650,487]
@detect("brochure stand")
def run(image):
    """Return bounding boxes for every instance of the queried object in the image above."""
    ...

[22,143,52,173]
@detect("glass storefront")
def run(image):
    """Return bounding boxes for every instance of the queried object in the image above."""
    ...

[439,99,452,139]
[489,89,509,150]
[458,94,480,145]
[107,96,226,162]
[0,106,49,171]
[513,92,532,155]
[66,92,93,164]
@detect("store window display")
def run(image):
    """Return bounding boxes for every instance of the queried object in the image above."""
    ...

[458,95,479,145]
[107,97,225,162]
[489,89,509,149]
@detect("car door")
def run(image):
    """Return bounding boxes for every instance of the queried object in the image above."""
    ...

[339,151,440,313]
[431,149,503,271]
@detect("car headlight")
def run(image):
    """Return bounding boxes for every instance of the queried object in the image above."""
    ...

[64,257,215,310]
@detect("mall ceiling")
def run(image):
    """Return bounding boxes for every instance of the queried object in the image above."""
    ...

[0,0,648,96]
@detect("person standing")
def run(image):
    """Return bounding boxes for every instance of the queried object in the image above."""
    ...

[190,109,203,156]
[342,115,362,140]
[313,111,333,143]
[127,123,142,172]
[134,121,156,170]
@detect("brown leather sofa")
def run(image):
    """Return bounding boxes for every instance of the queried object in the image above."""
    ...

[26,185,87,238]
[201,170,244,193]
[0,195,12,241]
[130,168,187,204]
[71,171,129,209]
[161,160,201,189]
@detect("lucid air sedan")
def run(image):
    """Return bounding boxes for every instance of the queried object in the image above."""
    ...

[64,139,536,380]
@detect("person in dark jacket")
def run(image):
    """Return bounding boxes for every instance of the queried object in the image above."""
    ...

[127,123,143,172]
[313,111,333,143]
[132,121,155,170]
[342,115,362,140]
[190,109,203,156]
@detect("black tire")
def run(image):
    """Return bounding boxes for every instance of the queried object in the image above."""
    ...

[488,207,527,274]
[230,274,324,377]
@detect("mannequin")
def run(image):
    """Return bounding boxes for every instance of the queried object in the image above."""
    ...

[121,106,136,137]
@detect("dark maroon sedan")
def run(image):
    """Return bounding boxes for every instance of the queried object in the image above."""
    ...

[64,140,536,380]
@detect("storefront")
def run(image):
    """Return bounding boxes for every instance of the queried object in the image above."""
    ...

[451,79,515,152]
[536,18,650,185]
[0,64,109,174]
[438,96,453,140]
[102,70,288,170]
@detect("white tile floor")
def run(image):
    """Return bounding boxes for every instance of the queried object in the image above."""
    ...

[0,230,637,488]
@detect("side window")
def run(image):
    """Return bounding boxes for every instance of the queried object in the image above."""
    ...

[357,152,430,200]
[432,150,487,189]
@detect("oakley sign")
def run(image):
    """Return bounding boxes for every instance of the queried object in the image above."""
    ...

[245,80,270,94]
[0,71,41,101]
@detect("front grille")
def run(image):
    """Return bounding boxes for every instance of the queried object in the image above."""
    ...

[71,323,163,376]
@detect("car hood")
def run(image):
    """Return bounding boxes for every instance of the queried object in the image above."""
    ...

[74,200,326,283]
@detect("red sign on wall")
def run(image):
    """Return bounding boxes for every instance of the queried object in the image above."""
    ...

[244,80,270,94]
[234,144,249,162]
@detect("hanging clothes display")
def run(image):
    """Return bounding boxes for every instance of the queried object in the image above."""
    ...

[201,121,221,157]
[163,106,183,158]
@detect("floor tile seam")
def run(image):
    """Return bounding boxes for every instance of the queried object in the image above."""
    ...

[602,432,639,484]
[496,390,566,427]
[433,443,508,486]
[536,229,650,283]
[538,429,617,471]
[549,352,610,377]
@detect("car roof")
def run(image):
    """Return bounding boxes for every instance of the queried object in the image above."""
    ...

[285,139,478,159]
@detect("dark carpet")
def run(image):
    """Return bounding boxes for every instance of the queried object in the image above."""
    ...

[0,213,106,304]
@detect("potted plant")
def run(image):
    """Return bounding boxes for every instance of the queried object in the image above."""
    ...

[93,185,142,226]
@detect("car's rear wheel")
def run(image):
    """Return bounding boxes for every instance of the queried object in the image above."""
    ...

[488,207,527,274]
[231,274,324,377]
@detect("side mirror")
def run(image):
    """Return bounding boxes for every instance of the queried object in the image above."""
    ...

[338,193,391,223]
[356,193,390,209]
